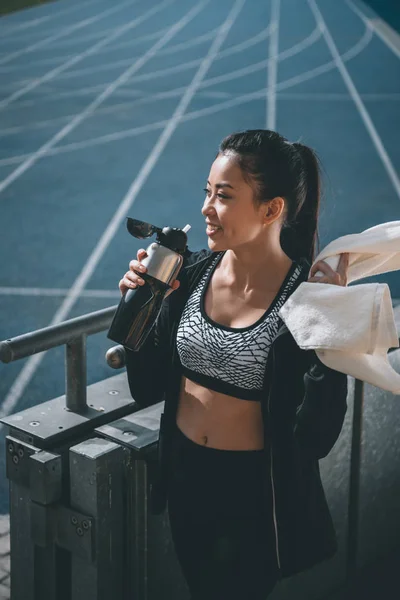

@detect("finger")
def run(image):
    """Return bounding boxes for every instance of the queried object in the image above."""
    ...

[129,259,147,273]
[137,248,148,260]
[124,272,146,287]
[307,275,331,284]
[310,260,336,279]
[336,253,349,278]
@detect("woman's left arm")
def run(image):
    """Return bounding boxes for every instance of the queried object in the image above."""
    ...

[294,253,350,460]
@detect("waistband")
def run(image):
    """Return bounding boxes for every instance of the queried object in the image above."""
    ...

[172,422,265,460]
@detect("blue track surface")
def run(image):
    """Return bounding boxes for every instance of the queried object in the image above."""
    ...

[0,0,399,513]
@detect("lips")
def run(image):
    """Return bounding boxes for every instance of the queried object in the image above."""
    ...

[206,221,222,231]
[206,223,222,237]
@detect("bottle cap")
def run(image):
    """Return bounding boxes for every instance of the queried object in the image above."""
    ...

[158,225,190,253]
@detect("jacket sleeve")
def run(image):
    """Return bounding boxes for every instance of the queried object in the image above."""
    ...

[124,297,171,408]
[294,352,348,460]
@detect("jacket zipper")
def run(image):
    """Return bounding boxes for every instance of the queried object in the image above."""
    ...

[269,440,281,570]
[267,387,281,571]
[265,334,286,573]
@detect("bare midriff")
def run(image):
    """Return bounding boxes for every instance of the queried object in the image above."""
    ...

[176,375,265,450]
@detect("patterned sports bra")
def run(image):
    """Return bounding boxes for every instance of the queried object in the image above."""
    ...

[176,252,304,401]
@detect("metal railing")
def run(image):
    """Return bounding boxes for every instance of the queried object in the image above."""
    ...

[0,305,139,600]
[0,306,116,413]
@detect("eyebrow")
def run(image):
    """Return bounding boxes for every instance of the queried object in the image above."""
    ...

[207,180,235,190]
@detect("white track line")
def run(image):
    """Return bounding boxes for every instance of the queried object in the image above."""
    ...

[0,19,272,114]
[346,0,400,60]
[46,41,239,87]
[49,14,266,64]
[0,21,319,146]
[0,0,99,37]
[43,25,372,155]
[60,18,294,89]
[277,92,400,101]
[103,21,316,94]
[126,26,218,56]
[199,23,321,90]
[7,87,397,142]
[0,84,146,110]
[0,22,273,107]
[275,24,372,91]
[0,23,367,164]
[0,0,243,421]
[308,0,400,200]
[24,30,213,84]
[277,22,322,61]
[0,286,119,298]
[267,0,280,130]
[0,0,137,66]
[48,24,170,52]
[9,19,272,86]
[0,90,233,138]
[0,26,115,49]
[0,25,211,76]
[2,25,120,50]
[0,1,208,195]
[0,27,127,68]
[0,0,174,109]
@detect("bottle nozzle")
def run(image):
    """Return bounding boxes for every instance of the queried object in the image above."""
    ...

[182,224,191,233]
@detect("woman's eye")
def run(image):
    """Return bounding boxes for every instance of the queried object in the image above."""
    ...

[203,188,229,200]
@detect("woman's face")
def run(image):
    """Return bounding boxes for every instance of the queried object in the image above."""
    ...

[202,153,267,252]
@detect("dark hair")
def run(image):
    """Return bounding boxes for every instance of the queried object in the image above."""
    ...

[218,129,321,264]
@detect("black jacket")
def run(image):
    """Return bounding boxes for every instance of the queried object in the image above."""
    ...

[125,249,348,579]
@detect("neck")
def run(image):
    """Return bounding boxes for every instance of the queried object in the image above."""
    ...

[223,239,293,292]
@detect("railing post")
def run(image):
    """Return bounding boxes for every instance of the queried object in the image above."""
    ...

[65,336,87,412]
[346,378,365,581]
[69,438,125,600]
[7,438,37,600]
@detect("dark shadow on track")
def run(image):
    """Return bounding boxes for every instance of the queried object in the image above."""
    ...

[0,0,53,17]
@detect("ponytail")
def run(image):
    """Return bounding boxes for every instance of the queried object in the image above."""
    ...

[280,142,320,264]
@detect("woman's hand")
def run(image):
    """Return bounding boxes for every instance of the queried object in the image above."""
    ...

[307,253,349,286]
[119,248,180,297]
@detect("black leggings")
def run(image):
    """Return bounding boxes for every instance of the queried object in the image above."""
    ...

[167,424,280,600]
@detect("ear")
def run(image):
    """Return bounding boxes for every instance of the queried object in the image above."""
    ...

[264,197,285,223]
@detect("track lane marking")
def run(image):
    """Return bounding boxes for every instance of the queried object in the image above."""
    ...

[0,0,139,66]
[0,0,245,424]
[0,0,175,109]
[307,0,400,200]
[0,1,208,195]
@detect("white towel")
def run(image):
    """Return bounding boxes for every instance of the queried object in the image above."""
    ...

[279,221,400,393]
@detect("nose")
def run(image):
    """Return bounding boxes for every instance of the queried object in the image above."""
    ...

[201,194,216,217]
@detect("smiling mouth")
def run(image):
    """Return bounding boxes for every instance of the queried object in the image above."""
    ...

[206,225,222,235]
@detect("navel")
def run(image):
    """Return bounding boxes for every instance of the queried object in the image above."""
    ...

[202,435,208,445]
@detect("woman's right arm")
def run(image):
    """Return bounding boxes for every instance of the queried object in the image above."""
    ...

[120,249,180,409]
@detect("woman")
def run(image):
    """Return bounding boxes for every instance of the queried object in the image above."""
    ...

[120,130,349,600]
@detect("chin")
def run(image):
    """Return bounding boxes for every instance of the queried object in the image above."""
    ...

[207,238,226,252]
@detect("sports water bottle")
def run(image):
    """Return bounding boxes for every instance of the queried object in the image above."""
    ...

[107,217,191,351]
